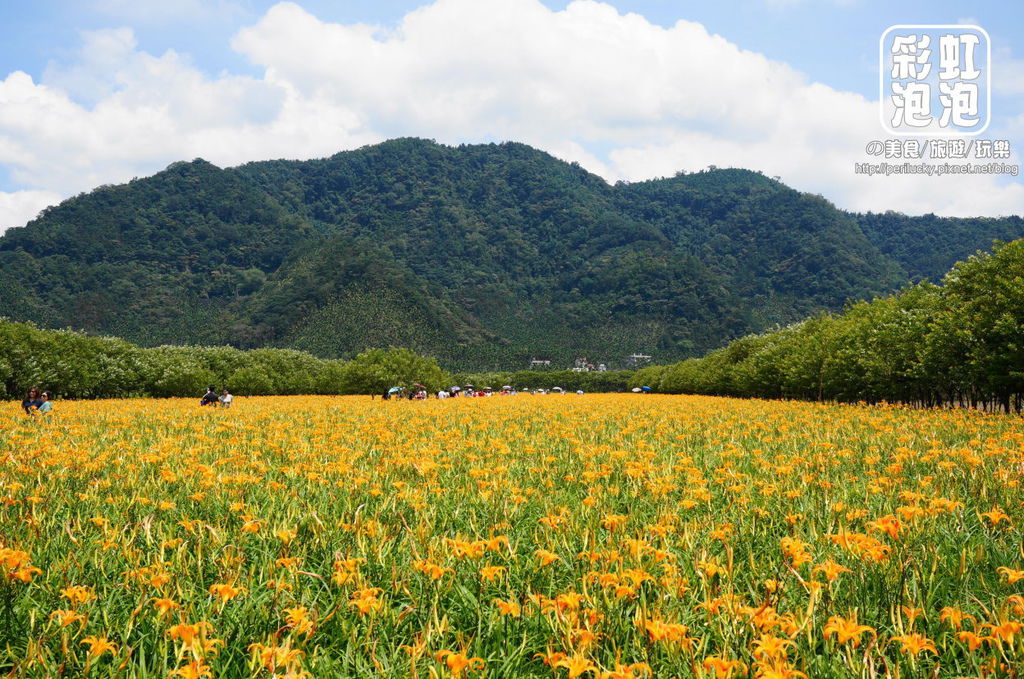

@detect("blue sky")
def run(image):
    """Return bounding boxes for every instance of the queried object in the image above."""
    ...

[0,0,1022,228]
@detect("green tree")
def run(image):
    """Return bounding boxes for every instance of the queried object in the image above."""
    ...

[940,240,1024,410]
[341,348,450,395]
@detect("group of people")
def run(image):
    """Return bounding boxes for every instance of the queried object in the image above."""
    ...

[380,385,589,401]
[200,386,233,408]
[20,385,232,415]
[21,387,53,415]
[437,387,512,398]
[381,385,518,400]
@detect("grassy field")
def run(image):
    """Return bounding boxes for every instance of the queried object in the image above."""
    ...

[2,394,1023,678]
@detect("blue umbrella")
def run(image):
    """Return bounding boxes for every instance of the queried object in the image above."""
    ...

[641,386,652,392]
[388,386,404,394]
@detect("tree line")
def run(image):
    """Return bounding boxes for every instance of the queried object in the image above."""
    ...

[629,239,1024,412]
[0,321,637,400]
[0,326,439,399]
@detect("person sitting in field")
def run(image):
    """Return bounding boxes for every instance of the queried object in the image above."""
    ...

[22,387,42,415]
[219,388,233,408]
[200,385,218,406]
[38,391,53,414]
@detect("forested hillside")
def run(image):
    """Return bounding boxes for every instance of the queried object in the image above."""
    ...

[1,138,1021,370]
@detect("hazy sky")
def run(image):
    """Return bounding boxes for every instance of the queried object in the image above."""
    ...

[1,0,1022,231]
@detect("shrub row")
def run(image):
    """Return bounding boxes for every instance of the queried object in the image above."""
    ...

[631,239,1024,411]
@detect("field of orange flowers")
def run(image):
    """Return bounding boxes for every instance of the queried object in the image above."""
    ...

[2,394,1024,678]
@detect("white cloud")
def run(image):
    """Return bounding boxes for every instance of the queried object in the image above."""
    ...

[0,35,376,213]
[0,0,1021,223]
[229,0,1022,216]
[0,190,63,233]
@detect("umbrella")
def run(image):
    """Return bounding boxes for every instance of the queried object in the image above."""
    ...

[413,383,427,389]
[631,387,642,393]
[450,386,461,392]
[502,385,512,390]
[388,386,404,394]
[641,386,652,392]
[551,387,563,392]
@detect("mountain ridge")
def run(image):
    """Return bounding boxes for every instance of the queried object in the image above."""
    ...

[1,137,1021,370]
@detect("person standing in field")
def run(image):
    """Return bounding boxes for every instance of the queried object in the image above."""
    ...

[22,387,42,415]
[200,385,218,406]
[219,388,233,408]
[38,391,53,414]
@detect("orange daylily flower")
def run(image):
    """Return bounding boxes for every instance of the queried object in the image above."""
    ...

[889,633,937,656]
[823,614,875,647]
[81,635,117,659]
[435,650,485,677]
[997,566,1024,584]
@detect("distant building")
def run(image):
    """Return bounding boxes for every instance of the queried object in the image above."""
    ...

[625,353,652,368]
[529,358,551,369]
[572,357,607,372]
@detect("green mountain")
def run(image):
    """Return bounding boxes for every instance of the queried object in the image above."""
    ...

[1,138,1021,370]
